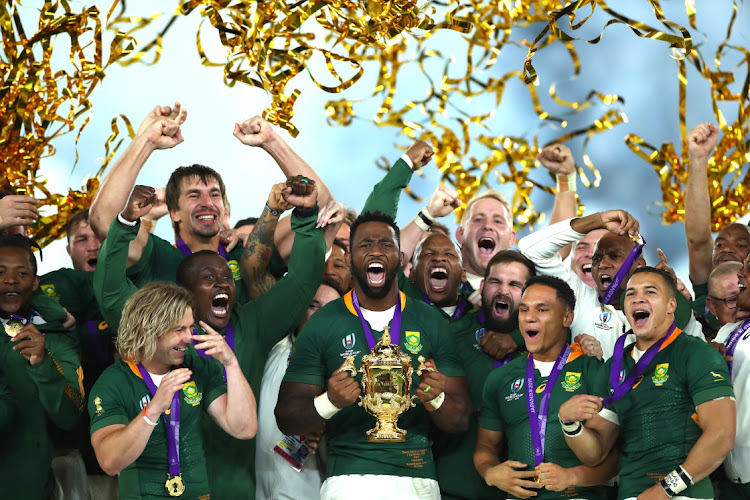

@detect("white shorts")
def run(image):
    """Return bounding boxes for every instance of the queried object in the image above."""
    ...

[320,474,440,500]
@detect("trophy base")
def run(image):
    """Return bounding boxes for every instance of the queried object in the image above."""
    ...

[365,421,407,442]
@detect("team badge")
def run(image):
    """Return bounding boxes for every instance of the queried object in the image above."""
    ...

[652,363,669,386]
[41,284,60,302]
[94,396,104,415]
[599,312,612,323]
[505,378,524,401]
[711,371,725,382]
[342,334,356,350]
[405,331,423,354]
[561,372,582,392]
[182,381,203,406]
[228,260,241,281]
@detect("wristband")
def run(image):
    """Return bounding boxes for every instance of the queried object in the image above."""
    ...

[142,407,158,426]
[314,392,342,419]
[414,210,434,232]
[117,212,139,227]
[265,202,281,217]
[660,468,689,497]
[556,172,577,193]
[429,391,446,410]
[678,466,693,486]
[560,418,583,437]
[413,214,430,231]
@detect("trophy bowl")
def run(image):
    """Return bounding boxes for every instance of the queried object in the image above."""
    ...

[348,327,416,442]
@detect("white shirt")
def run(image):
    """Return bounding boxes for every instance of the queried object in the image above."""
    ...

[256,335,322,499]
[360,306,396,332]
[518,219,705,360]
[716,321,750,482]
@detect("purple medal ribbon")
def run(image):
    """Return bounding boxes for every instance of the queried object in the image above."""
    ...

[422,294,468,319]
[725,318,750,378]
[2,310,32,323]
[477,310,513,369]
[598,236,646,305]
[602,323,676,407]
[351,290,401,349]
[176,237,227,259]
[136,364,181,479]
[526,344,571,467]
[193,320,235,381]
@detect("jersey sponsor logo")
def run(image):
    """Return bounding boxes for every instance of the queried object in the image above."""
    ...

[536,382,547,394]
[405,331,422,354]
[139,395,151,410]
[599,312,612,323]
[183,381,202,406]
[41,284,60,302]
[505,378,524,401]
[473,328,486,349]
[711,371,725,382]
[227,260,241,281]
[343,334,356,350]
[651,363,669,386]
[561,372,582,392]
[94,396,104,415]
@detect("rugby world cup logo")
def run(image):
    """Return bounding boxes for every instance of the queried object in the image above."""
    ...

[511,378,524,393]
[599,312,612,323]
[343,334,356,350]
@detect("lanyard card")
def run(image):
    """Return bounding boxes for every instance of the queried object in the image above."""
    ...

[273,434,312,472]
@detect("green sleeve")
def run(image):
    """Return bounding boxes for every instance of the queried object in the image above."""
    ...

[30,290,69,325]
[674,290,694,330]
[27,330,84,430]
[39,269,96,323]
[477,369,504,431]
[237,211,326,355]
[89,369,130,433]
[686,342,734,407]
[93,218,141,331]
[509,328,525,351]
[430,313,464,377]
[399,269,422,300]
[691,282,709,315]
[361,158,414,217]
[0,372,16,429]
[188,350,227,409]
[283,312,328,387]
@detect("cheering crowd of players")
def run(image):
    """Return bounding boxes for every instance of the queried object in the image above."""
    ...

[1,104,748,500]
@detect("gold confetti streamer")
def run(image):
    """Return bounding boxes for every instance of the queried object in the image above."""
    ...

[0,0,135,247]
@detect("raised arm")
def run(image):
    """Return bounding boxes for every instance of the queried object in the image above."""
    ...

[684,123,719,285]
[89,103,186,265]
[538,143,578,259]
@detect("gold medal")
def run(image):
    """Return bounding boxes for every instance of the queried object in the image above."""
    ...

[165,475,185,497]
[5,320,24,337]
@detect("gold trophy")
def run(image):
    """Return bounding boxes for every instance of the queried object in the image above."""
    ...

[339,326,432,442]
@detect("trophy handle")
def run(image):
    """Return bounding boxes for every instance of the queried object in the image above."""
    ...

[338,356,357,377]
[416,355,434,376]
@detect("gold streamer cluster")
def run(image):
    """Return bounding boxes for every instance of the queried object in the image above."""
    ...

[0,0,134,246]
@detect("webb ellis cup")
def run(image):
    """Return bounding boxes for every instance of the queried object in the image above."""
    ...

[340,326,432,442]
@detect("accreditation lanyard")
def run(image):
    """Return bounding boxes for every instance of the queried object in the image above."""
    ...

[193,321,235,382]
[526,345,571,467]
[351,290,401,350]
[422,294,469,320]
[175,237,227,259]
[598,236,646,305]
[137,364,181,479]
[725,319,750,378]
[477,310,513,369]
[603,323,678,407]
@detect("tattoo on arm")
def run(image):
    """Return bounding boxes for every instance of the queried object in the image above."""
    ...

[241,208,279,299]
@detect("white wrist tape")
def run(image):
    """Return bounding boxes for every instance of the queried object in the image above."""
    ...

[314,392,342,419]
[556,172,577,193]
[413,213,431,232]
[429,391,446,410]
[118,212,139,226]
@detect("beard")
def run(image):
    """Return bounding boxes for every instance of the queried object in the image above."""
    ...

[481,294,519,333]
[351,263,400,300]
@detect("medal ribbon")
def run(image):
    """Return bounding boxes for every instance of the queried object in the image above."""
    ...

[598,236,646,305]
[193,320,235,382]
[725,318,750,378]
[477,310,513,369]
[526,345,571,467]
[1,310,32,324]
[175,237,227,259]
[351,289,401,349]
[136,364,181,478]
[603,323,677,407]
[422,293,468,319]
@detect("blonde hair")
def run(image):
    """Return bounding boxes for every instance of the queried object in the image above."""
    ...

[116,282,194,364]
[460,189,513,226]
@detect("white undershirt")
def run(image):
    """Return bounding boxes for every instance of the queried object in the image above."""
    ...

[360,306,396,332]
[534,360,555,377]
[149,372,166,387]
[632,346,646,362]
[441,305,457,317]
[465,272,483,292]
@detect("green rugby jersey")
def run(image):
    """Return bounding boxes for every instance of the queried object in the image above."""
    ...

[0,316,83,500]
[89,352,227,500]
[480,348,607,500]
[598,329,733,499]
[283,291,464,479]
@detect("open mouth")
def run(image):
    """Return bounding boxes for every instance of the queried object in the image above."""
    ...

[211,292,230,317]
[3,292,19,298]
[493,299,510,318]
[174,346,188,352]
[478,237,496,256]
[599,274,613,288]
[632,309,650,327]
[739,282,747,293]
[196,214,217,222]
[87,258,98,268]
[367,262,385,286]
[582,264,592,276]
[525,329,539,339]
[429,267,448,292]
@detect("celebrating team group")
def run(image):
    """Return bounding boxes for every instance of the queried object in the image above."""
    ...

[2,102,747,500]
